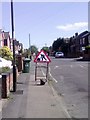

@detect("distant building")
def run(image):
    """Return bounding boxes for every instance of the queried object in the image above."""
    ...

[0,30,23,55]
[0,29,4,48]
[0,30,11,49]
[14,39,23,55]
[80,32,90,52]
[70,30,90,57]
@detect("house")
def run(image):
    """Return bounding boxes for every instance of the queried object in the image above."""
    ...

[75,31,89,53]
[0,30,11,49]
[4,32,11,48]
[0,29,4,48]
[80,32,90,50]
[70,31,89,57]
[13,39,23,55]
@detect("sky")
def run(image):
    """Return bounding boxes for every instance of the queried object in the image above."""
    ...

[1,1,89,50]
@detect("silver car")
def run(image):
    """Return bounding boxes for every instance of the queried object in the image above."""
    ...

[55,52,64,58]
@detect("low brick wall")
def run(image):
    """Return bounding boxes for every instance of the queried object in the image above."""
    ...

[2,69,13,98]
[1,67,18,99]
[0,77,1,99]
[0,68,19,98]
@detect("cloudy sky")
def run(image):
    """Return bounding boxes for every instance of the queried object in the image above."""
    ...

[2,1,88,50]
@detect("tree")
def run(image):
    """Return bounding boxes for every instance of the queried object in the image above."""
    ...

[30,45,38,54]
[22,45,38,58]
[52,37,64,52]
[22,49,30,58]
[41,46,49,52]
[0,46,13,60]
[41,46,50,55]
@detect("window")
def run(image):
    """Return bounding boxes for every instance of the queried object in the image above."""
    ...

[80,39,82,45]
[82,38,85,44]
[4,39,7,46]
[88,35,90,45]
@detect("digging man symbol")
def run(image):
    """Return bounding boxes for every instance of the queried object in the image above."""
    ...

[37,54,47,61]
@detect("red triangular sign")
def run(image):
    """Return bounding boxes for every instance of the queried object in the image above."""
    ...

[34,50,51,63]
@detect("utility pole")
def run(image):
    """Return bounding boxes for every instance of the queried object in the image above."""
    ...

[29,33,31,59]
[11,0,16,92]
[29,33,30,50]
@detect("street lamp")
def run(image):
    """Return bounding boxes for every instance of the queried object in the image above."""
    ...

[11,0,16,92]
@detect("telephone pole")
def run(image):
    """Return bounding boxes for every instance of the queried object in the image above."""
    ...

[29,33,31,59]
[11,0,16,92]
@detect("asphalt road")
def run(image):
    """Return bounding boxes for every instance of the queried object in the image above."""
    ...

[49,57,89,118]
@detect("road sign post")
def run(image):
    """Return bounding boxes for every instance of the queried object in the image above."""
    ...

[34,50,51,84]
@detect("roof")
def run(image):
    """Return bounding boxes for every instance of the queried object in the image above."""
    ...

[73,31,88,40]
[77,31,88,39]
[81,32,90,38]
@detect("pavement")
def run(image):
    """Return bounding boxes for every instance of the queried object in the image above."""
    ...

[1,61,72,119]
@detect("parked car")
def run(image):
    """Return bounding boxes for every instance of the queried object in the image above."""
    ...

[0,57,13,69]
[55,52,64,58]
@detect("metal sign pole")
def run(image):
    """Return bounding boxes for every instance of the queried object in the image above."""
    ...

[35,62,37,81]
[46,63,49,81]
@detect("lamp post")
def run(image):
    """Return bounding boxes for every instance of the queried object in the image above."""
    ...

[11,0,16,92]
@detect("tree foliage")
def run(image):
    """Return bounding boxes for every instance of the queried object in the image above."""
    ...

[22,49,30,58]
[30,45,38,54]
[41,46,49,52]
[22,45,38,58]
[51,37,70,57]
[52,38,64,52]
[0,46,13,60]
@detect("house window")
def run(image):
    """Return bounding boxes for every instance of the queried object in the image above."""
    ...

[82,38,85,44]
[4,39,7,46]
[80,39,82,45]
[88,35,90,45]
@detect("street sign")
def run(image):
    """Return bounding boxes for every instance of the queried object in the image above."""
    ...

[34,50,51,63]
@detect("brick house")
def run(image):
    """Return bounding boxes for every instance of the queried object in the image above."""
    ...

[80,32,90,50]
[0,30,11,49]
[0,30,23,54]
[0,30,4,48]
[70,31,89,57]
[14,40,23,55]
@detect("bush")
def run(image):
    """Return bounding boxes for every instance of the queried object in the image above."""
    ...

[0,46,13,61]
[0,68,2,74]
[85,45,90,49]
[1,66,11,73]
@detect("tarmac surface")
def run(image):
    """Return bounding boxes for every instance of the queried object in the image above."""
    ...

[1,61,72,119]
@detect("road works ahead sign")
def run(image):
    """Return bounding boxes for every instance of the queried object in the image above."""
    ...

[34,50,51,63]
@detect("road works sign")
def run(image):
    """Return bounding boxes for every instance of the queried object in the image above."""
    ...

[34,50,51,63]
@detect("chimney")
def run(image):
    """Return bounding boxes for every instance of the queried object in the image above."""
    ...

[75,32,78,36]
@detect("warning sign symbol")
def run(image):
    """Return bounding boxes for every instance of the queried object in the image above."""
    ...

[34,50,51,63]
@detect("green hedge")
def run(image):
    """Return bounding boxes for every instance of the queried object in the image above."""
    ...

[1,67,11,73]
[85,46,90,49]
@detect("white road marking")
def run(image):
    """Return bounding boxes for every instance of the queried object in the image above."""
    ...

[49,72,58,83]
[41,69,46,76]
[41,67,64,84]
[70,65,73,68]
[49,67,58,83]
[80,65,84,68]
[50,85,72,119]
[54,66,59,69]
